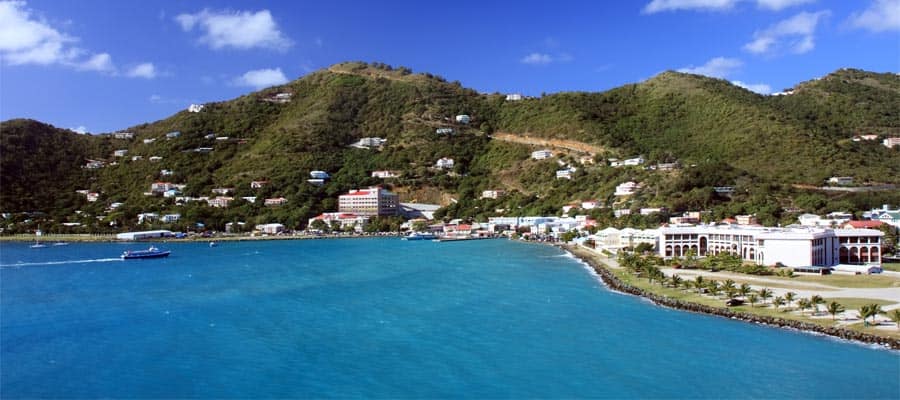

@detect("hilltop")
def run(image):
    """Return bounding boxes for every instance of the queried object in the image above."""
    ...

[1,62,899,232]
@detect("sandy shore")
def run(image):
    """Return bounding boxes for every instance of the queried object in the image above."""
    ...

[562,244,900,350]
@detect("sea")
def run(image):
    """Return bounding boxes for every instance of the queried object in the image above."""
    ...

[1,238,898,398]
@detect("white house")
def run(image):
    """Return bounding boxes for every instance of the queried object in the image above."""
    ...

[581,200,599,210]
[307,213,369,232]
[188,104,205,113]
[827,176,854,186]
[531,150,553,160]
[264,197,288,206]
[310,171,330,179]
[149,156,163,162]
[211,188,233,195]
[623,156,645,166]
[166,131,181,139]
[113,149,128,157]
[250,180,268,189]
[455,115,471,124]
[131,156,143,161]
[143,138,156,144]
[481,190,506,200]
[556,167,577,180]
[614,181,641,196]
[160,169,173,176]
[207,197,233,208]
[372,170,400,179]
[351,137,387,148]
[162,214,181,223]
[113,132,134,139]
[86,192,100,202]
[435,157,455,169]
[255,223,285,235]
[436,127,455,135]
[505,93,523,101]
[883,137,900,148]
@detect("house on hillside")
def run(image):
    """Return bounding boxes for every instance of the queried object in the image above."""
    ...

[531,150,553,160]
[113,132,134,139]
[455,115,470,124]
[481,190,506,200]
[250,180,269,189]
[372,170,400,179]
[188,104,205,113]
[265,197,288,206]
[883,137,900,148]
[211,188,233,195]
[435,157,455,169]
[143,138,156,144]
[614,181,641,196]
[207,197,233,208]
[505,93,523,101]
[436,128,455,135]
[827,176,854,186]
[166,131,181,139]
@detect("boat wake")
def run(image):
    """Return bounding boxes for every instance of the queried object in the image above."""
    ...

[0,258,123,268]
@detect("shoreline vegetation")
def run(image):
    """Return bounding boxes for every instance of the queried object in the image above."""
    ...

[0,232,403,243]
[562,244,900,350]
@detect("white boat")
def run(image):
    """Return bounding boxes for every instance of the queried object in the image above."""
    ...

[30,242,47,248]
[403,232,438,241]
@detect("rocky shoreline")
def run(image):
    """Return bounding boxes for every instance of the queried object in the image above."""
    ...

[563,245,900,351]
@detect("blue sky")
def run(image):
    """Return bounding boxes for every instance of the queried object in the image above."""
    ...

[1,0,898,133]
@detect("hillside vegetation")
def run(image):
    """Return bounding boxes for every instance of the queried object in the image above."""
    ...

[2,62,899,232]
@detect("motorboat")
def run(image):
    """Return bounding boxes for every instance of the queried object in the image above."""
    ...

[121,246,170,259]
[402,232,438,240]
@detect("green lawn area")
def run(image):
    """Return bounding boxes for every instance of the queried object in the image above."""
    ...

[822,298,897,310]
[790,274,900,288]
[882,263,900,272]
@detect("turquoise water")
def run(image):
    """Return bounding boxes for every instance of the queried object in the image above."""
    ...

[1,239,897,398]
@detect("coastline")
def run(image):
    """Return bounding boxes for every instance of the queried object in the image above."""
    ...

[561,244,900,351]
[0,232,402,243]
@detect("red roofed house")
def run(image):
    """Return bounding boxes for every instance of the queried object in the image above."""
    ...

[338,186,399,216]
[842,220,884,229]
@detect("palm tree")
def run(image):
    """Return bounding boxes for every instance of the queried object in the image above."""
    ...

[865,303,885,325]
[797,299,811,315]
[826,301,845,321]
[784,292,797,309]
[747,293,759,308]
[773,296,786,311]
[887,309,900,330]
[757,288,773,305]
[694,276,705,294]
[706,280,721,297]
[738,283,752,299]
[722,280,736,296]
[670,274,683,289]
[809,295,825,315]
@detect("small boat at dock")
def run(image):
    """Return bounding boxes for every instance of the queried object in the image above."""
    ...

[402,232,438,240]
[121,246,170,259]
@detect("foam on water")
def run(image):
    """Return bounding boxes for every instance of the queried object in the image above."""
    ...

[0,257,122,268]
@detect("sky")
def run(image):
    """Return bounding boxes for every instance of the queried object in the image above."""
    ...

[1,0,898,133]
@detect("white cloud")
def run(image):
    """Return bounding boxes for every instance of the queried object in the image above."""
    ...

[847,0,900,32]
[521,53,553,65]
[234,67,288,89]
[0,1,156,76]
[755,0,814,10]
[743,10,829,55]
[126,62,157,79]
[643,0,812,13]
[519,52,573,65]
[175,9,292,51]
[69,125,88,134]
[731,80,772,94]
[76,52,114,72]
[677,57,743,78]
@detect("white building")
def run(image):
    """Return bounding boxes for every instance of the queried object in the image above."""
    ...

[481,190,506,199]
[116,230,173,241]
[310,171,330,179]
[149,156,163,162]
[658,225,883,267]
[556,167,576,179]
[505,93,523,101]
[308,213,369,231]
[211,188,233,195]
[250,180,269,189]
[264,197,288,206]
[455,115,470,124]
[338,186,399,216]
[531,150,553,160]
[160,169,173,176]
[188,104,205,113]
[113,132,134,139]
[798,213,852,227]
[131,156,143,161]
[436,128,455,135]
[614,181,641,196]
[623,157,645,166]
[143,138,156,144]
[207,196,233,208]
[86,192,100,202]
[352,137,387,148]
[255,223,285,234]
[113,149,128,157]
[166,131,181,139]
[827,176,854,186]
[162,214,181,223]
[435,157,455,169]
[883,137,900,148]
[372,170,400,179]
[589,227,660,253]
[151,182,176,194]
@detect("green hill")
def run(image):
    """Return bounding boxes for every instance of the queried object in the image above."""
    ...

[2,62,899,232]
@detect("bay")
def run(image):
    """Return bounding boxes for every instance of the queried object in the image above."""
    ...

[1,239,897,398]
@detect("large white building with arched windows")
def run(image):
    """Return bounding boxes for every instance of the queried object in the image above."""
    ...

[659,225,883,268]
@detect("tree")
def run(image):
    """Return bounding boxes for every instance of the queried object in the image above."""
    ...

[757,288,773,305]
[784,292,797,309]
[309,219,328,232]
[886,309,900,330]
[773,296,786,311]
[694,276,705,294]
[747,293,759,307]
[809,295,825,315]
[738,283,752,299]
[669,274,683,288]
[826,301,845,321]
[797,299,811,315]
[706,280,721,297]
[858,303,885,326]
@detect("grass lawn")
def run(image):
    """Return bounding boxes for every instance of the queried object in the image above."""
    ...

[823,298,897,310]
[882,263,900,272]
[790,274,900,288]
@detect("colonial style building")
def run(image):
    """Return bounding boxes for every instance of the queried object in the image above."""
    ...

[658,225,883,267]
